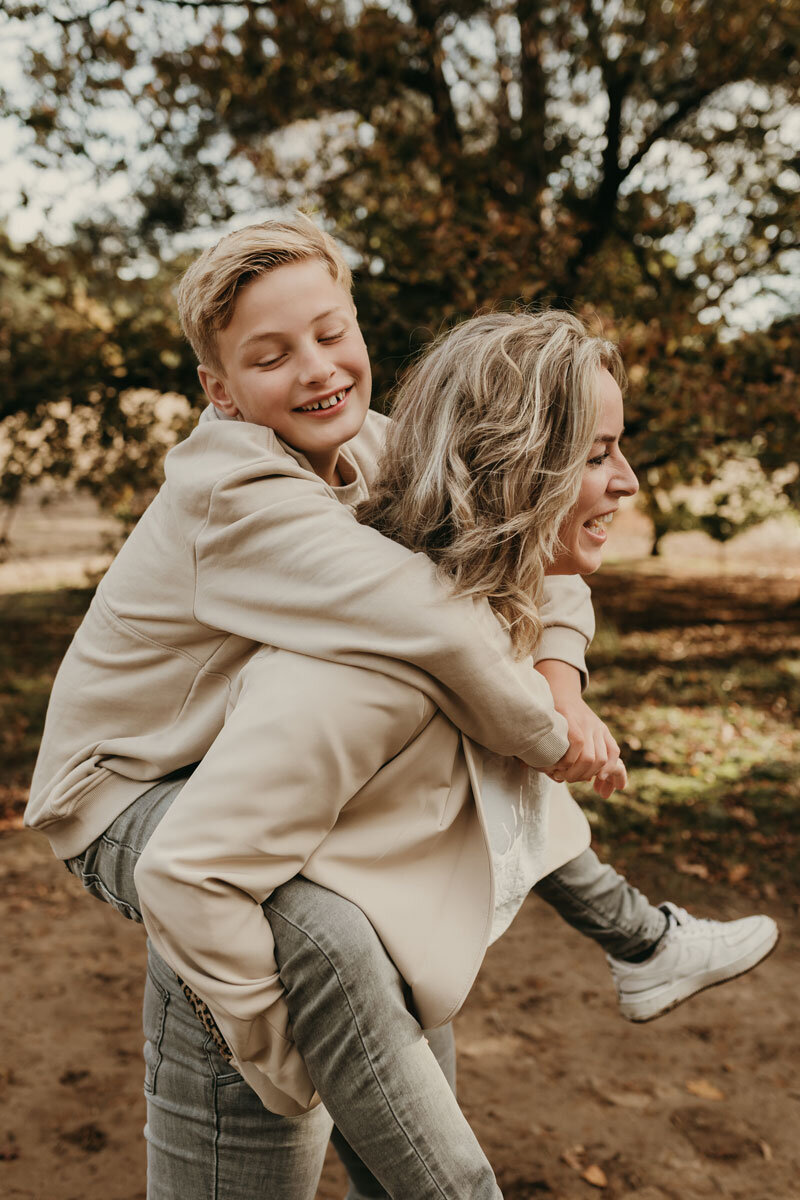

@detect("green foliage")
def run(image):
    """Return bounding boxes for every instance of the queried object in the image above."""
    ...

[576,569,800,892]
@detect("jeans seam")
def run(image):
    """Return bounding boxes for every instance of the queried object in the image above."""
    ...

[268,905,450,1200]
[97,832,147,854]
[144,969,169,1095]
[213,1071,221,1200]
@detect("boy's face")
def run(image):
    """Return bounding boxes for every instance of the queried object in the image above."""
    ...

[198,259,372,483]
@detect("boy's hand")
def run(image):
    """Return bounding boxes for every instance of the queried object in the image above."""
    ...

[535,658,627,795]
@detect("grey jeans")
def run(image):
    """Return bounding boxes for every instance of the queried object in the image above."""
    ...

[68,773,666,1197]
[68,773,499,1199]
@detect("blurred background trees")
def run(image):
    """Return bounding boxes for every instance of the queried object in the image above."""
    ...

[1,0,798,542]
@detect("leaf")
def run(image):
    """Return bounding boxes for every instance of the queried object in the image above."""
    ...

[686,1078,725,1100]
[675,857,710,879]
[581,1164,608,1188]
[603,1087,653,1109]
[561,1144,585,1171]
[727,863,750,884]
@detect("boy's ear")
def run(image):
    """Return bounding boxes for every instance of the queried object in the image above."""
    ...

[197,364,240,419]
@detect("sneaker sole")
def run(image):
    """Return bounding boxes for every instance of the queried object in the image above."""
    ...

[619,923,780,1023]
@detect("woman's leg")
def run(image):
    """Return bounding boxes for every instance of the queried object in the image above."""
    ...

[144,941,332,1200]
[532,846,667,959]
[266,878,500,1199]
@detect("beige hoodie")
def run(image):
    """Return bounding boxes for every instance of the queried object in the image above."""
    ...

[27,408,593,861]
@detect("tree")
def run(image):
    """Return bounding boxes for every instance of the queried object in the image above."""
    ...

[1,0,798,524]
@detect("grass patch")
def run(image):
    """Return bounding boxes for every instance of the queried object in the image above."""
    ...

[2,572,798,897]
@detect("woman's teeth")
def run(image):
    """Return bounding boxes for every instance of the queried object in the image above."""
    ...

[298,390,346,413]
[585,513,614,535]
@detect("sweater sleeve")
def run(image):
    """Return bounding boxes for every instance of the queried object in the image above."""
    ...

[191,467,569,769]
[534,575,596,689]
[134,649,431,1115]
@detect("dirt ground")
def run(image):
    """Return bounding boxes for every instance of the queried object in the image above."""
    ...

[2,492,799,1199]
[2,829,796,1200]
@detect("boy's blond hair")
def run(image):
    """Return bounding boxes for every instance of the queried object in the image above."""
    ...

[358,310,625,659]
[177,213,353,372]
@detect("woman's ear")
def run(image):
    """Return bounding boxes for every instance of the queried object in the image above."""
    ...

[197,364,240,419]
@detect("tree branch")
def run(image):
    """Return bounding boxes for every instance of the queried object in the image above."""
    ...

[405,0,462,156]
[42,0,238,25]
[621,84,716,180]
[516,0,547,189]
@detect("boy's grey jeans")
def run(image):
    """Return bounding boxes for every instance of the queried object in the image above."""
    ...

[67,772,665,1199]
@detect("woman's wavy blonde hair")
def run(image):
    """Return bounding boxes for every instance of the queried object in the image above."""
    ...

[357,310,625,659]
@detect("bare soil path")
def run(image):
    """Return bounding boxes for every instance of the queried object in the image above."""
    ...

[2,830,796,1200]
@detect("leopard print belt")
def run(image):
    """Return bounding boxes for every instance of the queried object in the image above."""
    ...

[179,980,234,1063]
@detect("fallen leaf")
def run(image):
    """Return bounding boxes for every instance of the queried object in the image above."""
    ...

[561,1144,585,1171]
[582,1164,608,1188]
[759,1140,773,1161]
[686,1079,725,1100]
[675,858,710,880]
[604,1087,653,1109]
[727,863,750,885]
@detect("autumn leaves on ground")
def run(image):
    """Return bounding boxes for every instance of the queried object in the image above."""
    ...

[1,562,798,1200]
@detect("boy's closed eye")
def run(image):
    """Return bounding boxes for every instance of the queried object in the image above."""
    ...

[255,331,346,368]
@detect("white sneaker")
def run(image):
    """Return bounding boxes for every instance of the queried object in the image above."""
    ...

[607,901,779,1023]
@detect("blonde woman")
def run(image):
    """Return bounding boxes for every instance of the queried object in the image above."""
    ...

[130,311,776,1197]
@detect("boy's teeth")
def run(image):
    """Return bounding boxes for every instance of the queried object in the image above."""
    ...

[300,390,345,412]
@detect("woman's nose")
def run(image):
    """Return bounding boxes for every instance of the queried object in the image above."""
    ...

[611,454,639,498]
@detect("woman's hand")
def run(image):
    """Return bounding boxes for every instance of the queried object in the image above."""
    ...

[536,659,627,796]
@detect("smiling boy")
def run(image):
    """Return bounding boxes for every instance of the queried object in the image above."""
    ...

[195,256,372,484]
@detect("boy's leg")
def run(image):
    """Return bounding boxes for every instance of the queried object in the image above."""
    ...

[144,941,332,1200]
[532,846,667,960]
[65,770,194,923]
[266,878,500,1199]
[329,1026,456,1200]
[534,847,778,1022]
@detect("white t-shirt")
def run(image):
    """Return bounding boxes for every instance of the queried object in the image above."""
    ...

[481,754,560,944]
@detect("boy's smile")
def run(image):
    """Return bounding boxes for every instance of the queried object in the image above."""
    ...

[198,259,372,484]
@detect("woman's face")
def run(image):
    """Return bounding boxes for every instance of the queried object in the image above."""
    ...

[550,368,639,575]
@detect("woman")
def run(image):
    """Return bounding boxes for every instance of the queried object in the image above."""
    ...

[71,309,775,1199]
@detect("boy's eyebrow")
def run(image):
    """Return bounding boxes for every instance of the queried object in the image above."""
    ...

[240,308,347,349]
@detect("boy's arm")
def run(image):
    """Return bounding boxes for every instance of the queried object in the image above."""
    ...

[535,657,626,798]
[192,467,570,770]
[535,574,595,688]
[134,650,430,1115]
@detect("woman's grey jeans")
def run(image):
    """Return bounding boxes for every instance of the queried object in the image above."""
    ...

[67,771,665,1198]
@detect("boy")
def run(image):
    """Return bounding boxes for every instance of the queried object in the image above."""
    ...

[27,216,777,1196]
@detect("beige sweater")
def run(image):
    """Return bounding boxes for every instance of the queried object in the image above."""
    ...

[135,649,591,1116]
[27,408,593,860]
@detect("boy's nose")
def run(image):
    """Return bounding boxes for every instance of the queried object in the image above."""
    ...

[298,346,335,385]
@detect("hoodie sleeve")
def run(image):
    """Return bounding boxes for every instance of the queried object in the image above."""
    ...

[534,575,596,689]
[191,464,569,769]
